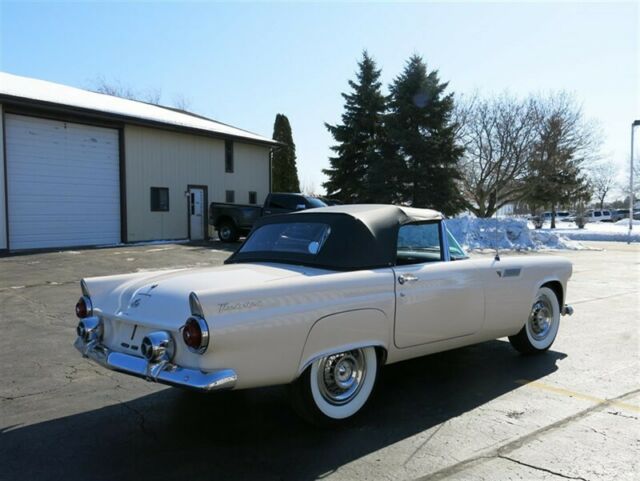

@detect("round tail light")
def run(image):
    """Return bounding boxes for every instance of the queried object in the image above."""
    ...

[182,316,209,354]
[75,296,93,318]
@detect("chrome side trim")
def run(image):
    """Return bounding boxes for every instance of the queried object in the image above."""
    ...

[74,337,236,392]
[189,292,205,318]
[80,279,90,297]
[440,220,451,262]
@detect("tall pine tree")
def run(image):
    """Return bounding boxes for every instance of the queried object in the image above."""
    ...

[386,55,464,214]
[525,111,591,228]
[323,51,387,203]
[271,114,301,192]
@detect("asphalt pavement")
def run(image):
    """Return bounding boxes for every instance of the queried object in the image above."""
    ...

[0,241,638,481]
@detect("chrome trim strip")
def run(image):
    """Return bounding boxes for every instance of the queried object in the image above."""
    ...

[79,295,93,317]
[440,220,451,262]
[74,337,237,392]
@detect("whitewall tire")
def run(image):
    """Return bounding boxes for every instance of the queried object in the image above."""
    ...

[290,347,378,425]
[509,286,560,354]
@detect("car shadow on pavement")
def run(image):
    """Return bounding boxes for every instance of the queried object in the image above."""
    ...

[0,340,566,481]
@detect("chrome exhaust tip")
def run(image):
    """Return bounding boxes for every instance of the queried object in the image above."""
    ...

[76,317,103,341]
[141,331,175,362]
[561,304,574,316]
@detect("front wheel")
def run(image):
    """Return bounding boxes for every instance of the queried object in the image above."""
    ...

[289,347,378,425]
[509,286,560,354]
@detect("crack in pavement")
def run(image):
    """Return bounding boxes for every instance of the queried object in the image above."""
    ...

[569,289,639,306]
[118,399,157,441]
[403,422,447,466]
[0,279,79,292]
[413,387,640,481]
[0,361,115,402]
[0,385,68,402]
[498,455,589,481]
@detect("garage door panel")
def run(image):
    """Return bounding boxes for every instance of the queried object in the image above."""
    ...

[6,114,121,249]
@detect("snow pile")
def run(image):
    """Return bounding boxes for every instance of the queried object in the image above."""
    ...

[541,222,640,242]
[614,219,640,226]
[447,217,585,251]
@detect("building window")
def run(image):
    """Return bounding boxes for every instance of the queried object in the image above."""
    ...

[249,191,257,205]
[225,140,234,173]
[150,187,169,212]
[226,190,235,203]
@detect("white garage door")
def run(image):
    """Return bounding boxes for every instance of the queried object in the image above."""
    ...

[6,114,121,249]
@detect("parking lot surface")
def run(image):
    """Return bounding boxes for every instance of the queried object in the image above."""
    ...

[1,241,638,481]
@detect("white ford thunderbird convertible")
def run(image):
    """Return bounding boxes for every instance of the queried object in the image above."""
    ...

[74,205,573,423]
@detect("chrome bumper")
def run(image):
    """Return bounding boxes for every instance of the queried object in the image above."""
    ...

[561,304,574,316]
[74,337,237,392]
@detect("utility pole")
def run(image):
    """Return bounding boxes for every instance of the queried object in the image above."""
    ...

[630,121,639,244]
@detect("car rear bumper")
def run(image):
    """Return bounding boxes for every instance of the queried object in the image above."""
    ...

[74,337,237,392]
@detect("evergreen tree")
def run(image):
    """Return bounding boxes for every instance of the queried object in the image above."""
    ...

[323,51,388,202]
[525,112,591,228]
[386,55,464,214]
[271,114,300,192]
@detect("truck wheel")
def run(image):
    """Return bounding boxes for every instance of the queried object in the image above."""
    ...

[509,287,560,354]
[217,221,239,242]
[289,347,378,426]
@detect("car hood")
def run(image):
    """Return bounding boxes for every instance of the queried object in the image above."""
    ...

[83,263,313,329]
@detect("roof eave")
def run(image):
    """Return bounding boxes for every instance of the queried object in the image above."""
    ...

[0,93,279,148]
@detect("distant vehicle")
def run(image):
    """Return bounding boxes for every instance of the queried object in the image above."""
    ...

[543,211,572,222]
[610,209,640,222]
[533,211,572,223]
[584,209,614,222]
[210,193,327,242]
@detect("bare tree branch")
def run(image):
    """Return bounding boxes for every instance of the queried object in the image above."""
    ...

[91,76,162,105]
[587,160,617,210]
[455,92,538,217]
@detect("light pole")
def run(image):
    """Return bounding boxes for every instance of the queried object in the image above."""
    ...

[630,120,639,244]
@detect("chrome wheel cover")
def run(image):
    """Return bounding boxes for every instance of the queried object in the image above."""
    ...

[529,295,554,341]
[316,349,367,405]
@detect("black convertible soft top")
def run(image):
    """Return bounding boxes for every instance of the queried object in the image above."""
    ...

[225,204,443,270]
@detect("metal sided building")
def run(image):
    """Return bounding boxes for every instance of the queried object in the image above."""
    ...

[0,72,278,252]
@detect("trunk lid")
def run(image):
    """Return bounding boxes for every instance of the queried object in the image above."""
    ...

[86,263,308,330]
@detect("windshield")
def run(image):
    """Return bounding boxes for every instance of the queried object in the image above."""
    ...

[239,222,332,256]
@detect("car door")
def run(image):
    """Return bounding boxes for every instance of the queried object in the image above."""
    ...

[393,221,486,348]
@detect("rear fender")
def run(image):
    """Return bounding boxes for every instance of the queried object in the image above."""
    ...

[297,308,390,375]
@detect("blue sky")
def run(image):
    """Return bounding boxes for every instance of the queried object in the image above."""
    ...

[1,1,637,196]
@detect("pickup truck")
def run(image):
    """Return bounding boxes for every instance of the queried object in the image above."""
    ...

[210,192,327,242]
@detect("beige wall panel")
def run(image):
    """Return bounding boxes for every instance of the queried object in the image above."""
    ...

[0,105,6,249]
[124,125,270,242]
[227,142,271,205]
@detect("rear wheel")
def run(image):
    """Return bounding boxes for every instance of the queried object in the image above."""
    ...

[217,221,239,242]
[509,286,560,354]
[290,347,378,425]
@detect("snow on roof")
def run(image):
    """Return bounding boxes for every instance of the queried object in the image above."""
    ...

[0,71,277,145]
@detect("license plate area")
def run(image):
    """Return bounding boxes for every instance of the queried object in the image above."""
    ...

[103,319,157,355]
